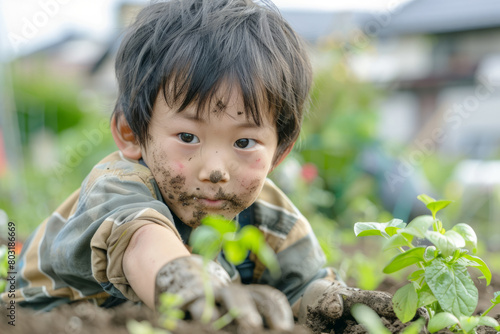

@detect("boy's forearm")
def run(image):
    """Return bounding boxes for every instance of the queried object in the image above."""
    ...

[123,223,190,309]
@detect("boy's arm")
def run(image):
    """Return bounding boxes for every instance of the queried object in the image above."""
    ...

[123,223,294,331]
[123,223,190,309]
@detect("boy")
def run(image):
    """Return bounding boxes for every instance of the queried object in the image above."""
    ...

[4,0,393,330]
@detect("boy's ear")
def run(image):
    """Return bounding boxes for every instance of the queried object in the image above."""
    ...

[111,113,142,160]
[270,142,295,172]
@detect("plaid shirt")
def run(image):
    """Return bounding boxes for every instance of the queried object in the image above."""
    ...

[2,151,337,311]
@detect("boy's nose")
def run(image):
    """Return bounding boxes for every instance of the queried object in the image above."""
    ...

[199,168,230,183]
[198,154,231,183]
[209,170,224,183]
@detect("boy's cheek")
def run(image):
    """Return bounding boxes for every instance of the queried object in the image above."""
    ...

[237,177,264,195]
[249,158,268,170]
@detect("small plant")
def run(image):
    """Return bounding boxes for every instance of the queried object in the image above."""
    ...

[129,215,281,334]
[351,303,426,334]
[188,215,280,327]
[189,215,280,277]
[157,293,185,331]
[354,194,500,333]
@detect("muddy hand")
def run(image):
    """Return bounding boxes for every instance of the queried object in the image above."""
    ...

[155,255,294,331]
[298,279,395,331]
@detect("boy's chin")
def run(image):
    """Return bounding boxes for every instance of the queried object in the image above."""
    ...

[180,211,239,228]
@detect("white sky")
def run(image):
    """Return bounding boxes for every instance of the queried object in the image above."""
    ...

[0,0,407,59]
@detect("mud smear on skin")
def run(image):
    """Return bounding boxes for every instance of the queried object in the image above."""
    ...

[150,145,262,227]
[209,170,223,183]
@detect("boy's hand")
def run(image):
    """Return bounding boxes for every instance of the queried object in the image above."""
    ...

[298,279,398,331]
[155,255,294,331]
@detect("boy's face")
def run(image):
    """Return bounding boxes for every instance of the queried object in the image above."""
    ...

[141,87,279,227]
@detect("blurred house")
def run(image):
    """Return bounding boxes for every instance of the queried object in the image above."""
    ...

[350,0,500,244]
[352,0,500,159]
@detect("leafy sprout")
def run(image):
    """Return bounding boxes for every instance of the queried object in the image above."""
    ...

[354,194,499,334]
[190,215,281,278]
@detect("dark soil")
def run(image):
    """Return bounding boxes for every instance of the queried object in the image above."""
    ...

[0,302,310,334]
[3,277,499,334]
[2,236,500,334]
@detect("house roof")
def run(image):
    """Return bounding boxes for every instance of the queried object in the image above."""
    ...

[280,10,359,43]
[372,0,500,36]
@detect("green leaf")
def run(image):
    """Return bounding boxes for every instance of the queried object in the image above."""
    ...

[238,225,265,252]
[425,258,478,317]
[424,246,437,262]
[459,315,480,333]
[462,254,491,286]
[417,194,436,206]
[452,224,478,253]
[238,226,280,278]
[407,269,425,282]
[417,283,437,308]
[383,233,413,251]
[478,316,499,328]
[189,226,221,259]
[401,318,426,334]
[354,219,405,238]
[159,292,184,309]
[201,215,238,235]
[383,247,425,274]
[425,230,465,257]
[491,291,500,304]
[417,194,453,218]
[350,303,391,334]
[426,200,453,216]
[222,237,248,265]
[402,215,434,239]
[393,283,419,323]
[126,320,171,334]
[427,312,459,333]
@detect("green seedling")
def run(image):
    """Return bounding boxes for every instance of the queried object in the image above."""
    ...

[157,293,185,331]
[190,215,280,277]
[189,215,280,326]
[126,292,184,334]
[126,320,171,334]
[351,303,426,334]
[354,194,500,333]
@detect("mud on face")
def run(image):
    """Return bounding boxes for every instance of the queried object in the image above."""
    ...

[149,149,260,227]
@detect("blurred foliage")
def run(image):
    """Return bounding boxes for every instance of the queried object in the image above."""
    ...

[3,42,500,289]
[285,48,392,227]
[270,47,397,287]
[11,61,86,145]
[1,60,116,238]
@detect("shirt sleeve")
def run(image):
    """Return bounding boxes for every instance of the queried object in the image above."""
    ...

[51,171,181,303]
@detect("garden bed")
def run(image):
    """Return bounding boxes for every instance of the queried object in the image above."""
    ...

[2,273,499,334]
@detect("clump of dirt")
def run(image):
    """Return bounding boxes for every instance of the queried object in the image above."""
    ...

[304,298,427,334]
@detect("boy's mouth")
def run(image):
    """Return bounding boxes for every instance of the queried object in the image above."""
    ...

[177,188,246,212]
[197,198,225,208]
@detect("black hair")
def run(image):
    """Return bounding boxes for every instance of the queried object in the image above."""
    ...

[113,0,312,161]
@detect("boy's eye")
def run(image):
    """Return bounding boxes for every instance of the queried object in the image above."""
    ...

[234,138,256,149]
[178,133,199,143]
